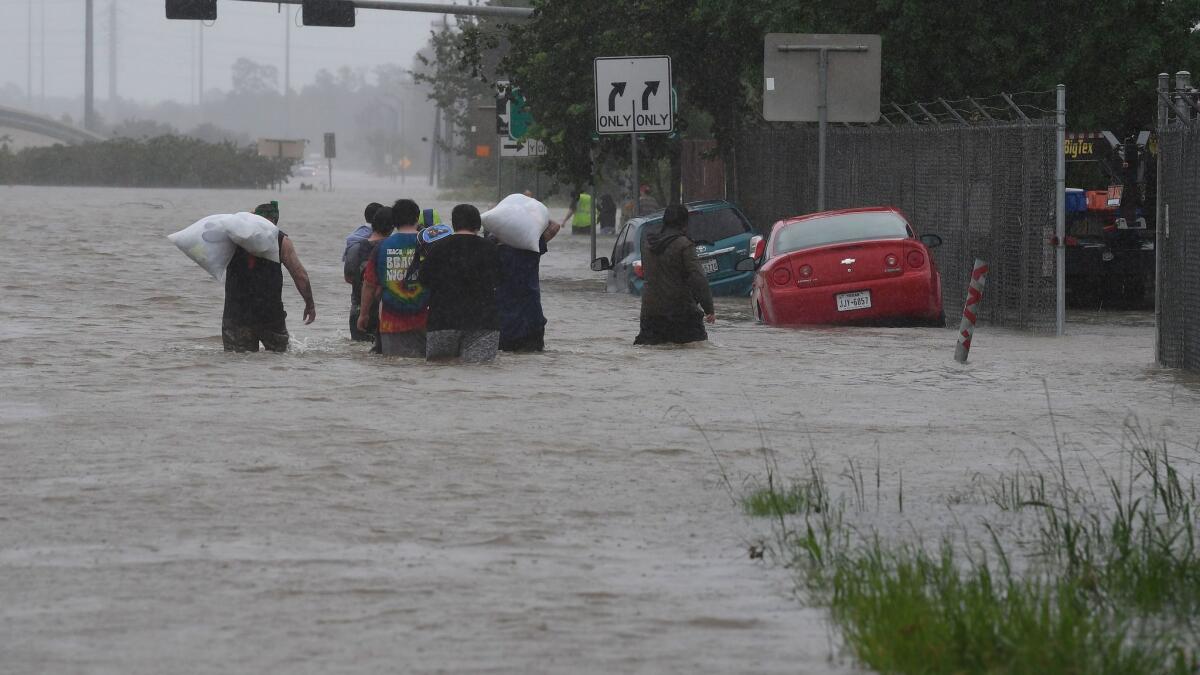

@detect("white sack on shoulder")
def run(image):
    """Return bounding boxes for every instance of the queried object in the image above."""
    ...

[481,193,550,252]
[223,212,281,262]
[167,212,280,281]
[167,214,237,281]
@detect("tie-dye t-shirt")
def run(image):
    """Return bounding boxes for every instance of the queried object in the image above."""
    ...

[362,231,429,333]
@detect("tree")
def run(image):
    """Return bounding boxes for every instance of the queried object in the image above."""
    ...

[440,0,1200,190]
[412,4,514,158]
[231,58,280,96]
[111,118,179,139]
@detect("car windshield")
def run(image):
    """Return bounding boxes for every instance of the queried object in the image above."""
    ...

[638,207,748,248]
[774,211,910,254]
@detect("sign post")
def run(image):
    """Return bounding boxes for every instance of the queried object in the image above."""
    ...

[323,131,336,192]
[594,55,673,235]
[763,34,881,212]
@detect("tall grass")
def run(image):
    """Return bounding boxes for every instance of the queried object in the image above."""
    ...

[740,423,1199,674]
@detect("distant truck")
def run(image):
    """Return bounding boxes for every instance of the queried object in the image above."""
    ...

[1063,187,1153,307]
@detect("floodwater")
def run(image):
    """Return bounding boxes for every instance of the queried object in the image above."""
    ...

[2,179,1198,674]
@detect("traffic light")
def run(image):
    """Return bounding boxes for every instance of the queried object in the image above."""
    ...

[324,133,336,159]
[165,0,216,20]
[302,0,355,27]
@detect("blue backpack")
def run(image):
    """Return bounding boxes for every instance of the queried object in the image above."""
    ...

[403,223,454,286]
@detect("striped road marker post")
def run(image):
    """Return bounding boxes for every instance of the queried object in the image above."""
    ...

[954,259,989,363]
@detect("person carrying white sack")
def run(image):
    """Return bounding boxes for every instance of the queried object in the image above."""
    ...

[481,193,560,352]
[222,202,315,352]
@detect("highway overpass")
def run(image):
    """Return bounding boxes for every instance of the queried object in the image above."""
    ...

[0,105,106,149]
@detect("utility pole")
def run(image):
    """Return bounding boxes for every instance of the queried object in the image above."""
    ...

[198,22,205,115]
[108,0,117,106]
[428,112,439,186]
[27,0,33,107]
[284,6,292,135]
[85,0,96,131]
[40,0,45,111]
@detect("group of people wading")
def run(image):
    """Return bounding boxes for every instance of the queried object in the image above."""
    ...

[219,198,716,360]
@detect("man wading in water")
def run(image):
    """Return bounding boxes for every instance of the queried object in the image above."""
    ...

[222,202,316,352]
[358,200,430,357]
[635,204,715,345]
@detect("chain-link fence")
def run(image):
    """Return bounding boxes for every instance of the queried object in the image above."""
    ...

[728,93,1059,331]
[1157,83,1200,370]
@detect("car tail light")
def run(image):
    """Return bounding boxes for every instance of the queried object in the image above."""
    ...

[1065,235,1079,247]
[797,264,813,280]
[750,235,765,259]
[633,260,644,279]
[907,250,925,268]
[770,266,792,286]
[885,254,899,267]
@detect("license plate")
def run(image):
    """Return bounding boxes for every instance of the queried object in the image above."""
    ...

[836,290,872,312]
[701,258,719,275]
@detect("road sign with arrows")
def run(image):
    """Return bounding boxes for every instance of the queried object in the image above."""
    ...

[593,56,673,135]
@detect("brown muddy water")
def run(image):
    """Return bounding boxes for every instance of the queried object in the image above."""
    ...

[1,179,1198,674]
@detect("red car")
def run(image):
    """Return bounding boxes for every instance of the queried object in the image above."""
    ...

[740,207,944,326]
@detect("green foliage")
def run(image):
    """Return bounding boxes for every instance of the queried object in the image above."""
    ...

[830,543,1191,675]
[0,137,291,189]
[434,0,1200,188]
[743,481,823,517]
[751,423,1199,673]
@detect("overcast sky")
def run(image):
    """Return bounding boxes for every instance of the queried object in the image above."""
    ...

[0,0,448,106]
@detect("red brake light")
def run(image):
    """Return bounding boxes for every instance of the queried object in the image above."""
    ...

[906,250,925,268]
[798,264,813,279]
[633,260,644,279]
[750,235,765,259]
[1065,235,1079,247]
[770,266,792,286]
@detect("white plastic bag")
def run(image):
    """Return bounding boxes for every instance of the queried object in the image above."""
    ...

[223,212,281,262]
[481,193,550,252]
[167,214,237,281]
[168,213,280,281]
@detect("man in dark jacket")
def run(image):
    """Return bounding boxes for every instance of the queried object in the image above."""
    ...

[635,205,715,345]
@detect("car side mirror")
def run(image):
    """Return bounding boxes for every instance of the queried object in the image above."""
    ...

[734,257,757,272]
[591,257,612,272]
[920,233,943,249]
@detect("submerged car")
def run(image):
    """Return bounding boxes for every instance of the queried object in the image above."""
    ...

[742,207,944,326]
[591,200,759,297]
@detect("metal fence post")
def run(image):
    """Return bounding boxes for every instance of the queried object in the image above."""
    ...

[1156,72,1169,365]
[1176,71,1192,122]
[816,48,829,211]
[1055,84,1066,337]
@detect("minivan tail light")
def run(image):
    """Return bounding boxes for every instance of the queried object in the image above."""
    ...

[633,260,644,279]
[906,250,925,268]
[750,235,765,259]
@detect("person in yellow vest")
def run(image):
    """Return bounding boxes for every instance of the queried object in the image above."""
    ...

[563,191,594,235]
[418,207,443,230]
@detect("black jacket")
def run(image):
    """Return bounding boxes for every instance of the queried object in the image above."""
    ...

[639,228,714,318]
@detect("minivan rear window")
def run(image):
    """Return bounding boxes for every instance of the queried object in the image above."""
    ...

[774,211,910,255]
